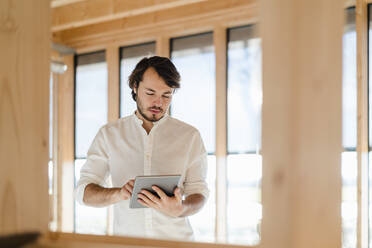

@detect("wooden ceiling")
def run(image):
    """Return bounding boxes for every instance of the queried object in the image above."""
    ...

[51,0,257,52]
[51,0,207,32]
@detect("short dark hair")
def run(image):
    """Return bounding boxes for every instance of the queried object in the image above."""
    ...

[128,56,181,101]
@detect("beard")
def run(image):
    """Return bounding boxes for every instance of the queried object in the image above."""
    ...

[136,97,165,122]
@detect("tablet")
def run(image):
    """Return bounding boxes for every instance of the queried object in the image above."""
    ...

[129,175,181,209]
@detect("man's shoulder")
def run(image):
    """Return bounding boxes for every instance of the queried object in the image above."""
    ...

[166,116,200,135]
[100,115,133,133]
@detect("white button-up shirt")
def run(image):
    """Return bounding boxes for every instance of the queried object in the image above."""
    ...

[75,113,209,240]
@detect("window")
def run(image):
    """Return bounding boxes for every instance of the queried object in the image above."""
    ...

[120,43,155,118]
[342,7,357,248]
[170,32,216,242]
[48,72,56,231]
[227,25,262,245]
[74,51,108,234]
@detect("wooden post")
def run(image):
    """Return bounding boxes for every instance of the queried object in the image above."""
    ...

[57,55,75,233]
[156,36,170,58]
[260,0,343,247]
[356,0,369,247]
[214,25,227,242]
[106,46,120,124]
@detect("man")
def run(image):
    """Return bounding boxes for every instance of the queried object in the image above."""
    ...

[76,56,209,240]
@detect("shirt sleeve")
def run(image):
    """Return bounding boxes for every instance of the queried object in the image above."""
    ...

[75,127,110,206]
[183,131,209,199]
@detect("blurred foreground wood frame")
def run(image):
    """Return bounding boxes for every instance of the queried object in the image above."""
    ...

[1,0,346,247]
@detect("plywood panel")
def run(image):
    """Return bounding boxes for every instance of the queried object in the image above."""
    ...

[0,0,50,235]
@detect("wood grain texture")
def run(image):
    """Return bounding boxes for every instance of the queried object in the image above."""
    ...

[214,26,227,243]
[52,0,207,32]
[53,0,258,53]
[261,0,343,247]
[34,232,259,248]
[0,0,50,235]
[156,36,170,58]
[57,55,75,232]
[356,0,369,247]
[106,46,120,123]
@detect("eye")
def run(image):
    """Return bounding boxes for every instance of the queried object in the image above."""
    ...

[146,92,154,96]
[162,95,171,99]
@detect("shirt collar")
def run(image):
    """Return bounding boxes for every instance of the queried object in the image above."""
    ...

[132,111,169,128]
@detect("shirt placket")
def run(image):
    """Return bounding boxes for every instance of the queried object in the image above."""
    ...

[144,132,154,234]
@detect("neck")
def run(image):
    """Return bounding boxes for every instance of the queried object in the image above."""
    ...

[135,111,153,134]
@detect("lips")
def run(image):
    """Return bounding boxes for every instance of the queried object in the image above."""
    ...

[149,108,161,114]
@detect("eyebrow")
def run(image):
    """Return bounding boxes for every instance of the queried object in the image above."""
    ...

[145,88,173,94]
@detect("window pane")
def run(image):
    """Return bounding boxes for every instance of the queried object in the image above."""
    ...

[120,43,156,117]
[342,152,357,248]
[48,160,53,195]
[226,154,261,245]
[227,154,261,245]
[189,155,216,242]
[343,8,357,150]
[227,25,262,153]
[226,25,262,245]
[75,159,108,235]
[75,51,108,158]
[342,8,357,248]
[170,33,216,154]
[49,73,53,159]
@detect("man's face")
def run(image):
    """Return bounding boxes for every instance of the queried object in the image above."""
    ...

[134,67,173,122]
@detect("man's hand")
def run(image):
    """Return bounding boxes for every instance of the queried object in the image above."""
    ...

[119,179,135,200]
[83,179,135,207]
[137,186,184,217]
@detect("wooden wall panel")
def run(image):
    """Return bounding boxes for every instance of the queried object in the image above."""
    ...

[0,0,50,235]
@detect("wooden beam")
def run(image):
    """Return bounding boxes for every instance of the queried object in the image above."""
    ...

[260,0,343,247]
[51,0,86,8]
[57,55,75,233]
[52,0,207,32]
[0,0,50,235]
[54,0,258,53]
[356,0,369,247]
[36,232,259,248]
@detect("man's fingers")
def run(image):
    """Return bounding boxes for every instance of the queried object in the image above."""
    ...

[124,183,133,193]
[137,193,157,207]
[140,190,160,204]
[128,179,135,187]
[174,187,182,201]
[137,198,149,207]
[152,186,167,199]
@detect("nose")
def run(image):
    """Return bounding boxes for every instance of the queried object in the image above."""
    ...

[153,96,162,107]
